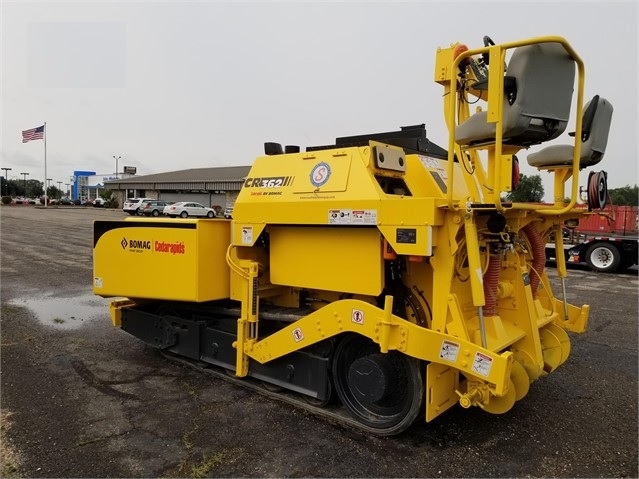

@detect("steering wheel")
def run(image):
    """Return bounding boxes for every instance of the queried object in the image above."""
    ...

[482,35,495,64]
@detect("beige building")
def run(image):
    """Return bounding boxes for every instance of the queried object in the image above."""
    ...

[104,165,251,209]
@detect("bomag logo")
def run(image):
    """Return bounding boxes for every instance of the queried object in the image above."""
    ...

[121,237,151,252]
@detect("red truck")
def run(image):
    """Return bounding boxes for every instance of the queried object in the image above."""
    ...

[546,205,638,273]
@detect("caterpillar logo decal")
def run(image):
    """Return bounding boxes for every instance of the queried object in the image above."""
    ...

[243,176,294,188]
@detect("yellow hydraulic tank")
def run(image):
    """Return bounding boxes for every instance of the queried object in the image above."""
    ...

[93,218,231,301]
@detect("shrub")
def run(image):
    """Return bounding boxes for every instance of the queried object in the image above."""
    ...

[1,196,11,205]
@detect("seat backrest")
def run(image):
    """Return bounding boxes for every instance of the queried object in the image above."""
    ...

[577,95,613,167]
[455,42,577,147]
[502,42,576,145]
[525,94,614,168]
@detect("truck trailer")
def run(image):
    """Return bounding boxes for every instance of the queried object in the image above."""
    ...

[93,34,614,435]
[546,204,638,273]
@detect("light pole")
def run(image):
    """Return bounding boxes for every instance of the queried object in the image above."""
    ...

[1,167,11,196]
[46,178,52,197]
[20,172,29,197]
[65,183,70,198]
[57,181,62,196]
[113,155,121,179]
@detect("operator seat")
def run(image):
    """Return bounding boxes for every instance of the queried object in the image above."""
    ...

[455,42,576,147]
[527,95,613,169]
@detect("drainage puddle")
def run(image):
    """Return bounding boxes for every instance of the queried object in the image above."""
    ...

[7,292,116,330]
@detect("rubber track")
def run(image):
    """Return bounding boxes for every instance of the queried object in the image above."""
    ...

[160,351,410,437]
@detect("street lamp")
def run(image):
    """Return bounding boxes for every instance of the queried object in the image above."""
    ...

[1,167,11,196]
[113,155,121,179]
[20,172,29,197]
[65,183,70,198]
[57,181,62,194]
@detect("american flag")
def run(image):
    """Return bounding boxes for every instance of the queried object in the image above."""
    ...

[22,125,45,143]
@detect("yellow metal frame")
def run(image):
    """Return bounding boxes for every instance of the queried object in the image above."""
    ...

[101,34,600,428]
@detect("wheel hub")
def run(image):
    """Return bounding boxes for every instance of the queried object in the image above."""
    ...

[348,354,395,403]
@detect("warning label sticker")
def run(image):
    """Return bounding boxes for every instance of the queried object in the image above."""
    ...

[292,327,304,342]
[471,351,493,377]
[352,210,377,224]
[439,340,460,362]
[241,226,253,245]
[418,155,448,180]
[351,309,364,324]
[328,209,377,225]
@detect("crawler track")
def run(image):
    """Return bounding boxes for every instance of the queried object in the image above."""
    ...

[161,351,423,437]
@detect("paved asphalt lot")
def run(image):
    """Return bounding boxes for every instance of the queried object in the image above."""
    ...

[1,205,637,478]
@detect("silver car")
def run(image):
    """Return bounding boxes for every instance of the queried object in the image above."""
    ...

[163,201,216,218]
[123,197,153,215]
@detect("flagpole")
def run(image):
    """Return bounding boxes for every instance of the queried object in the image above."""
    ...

[44,122,48,208]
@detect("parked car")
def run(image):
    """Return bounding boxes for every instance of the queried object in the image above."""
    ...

[93,198,105,207]
[163,202,216,218]
[223,206,234,219]
[139,199,171,217]
[123,197,153,215]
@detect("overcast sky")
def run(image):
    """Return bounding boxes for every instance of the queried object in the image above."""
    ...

[1,1,637,200]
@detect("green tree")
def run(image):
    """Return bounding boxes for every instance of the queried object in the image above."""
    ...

[46,185,60,198]
[608,185,638,206]
[99,189,113,201]
[27,179,43,197]
[506,173,544,202]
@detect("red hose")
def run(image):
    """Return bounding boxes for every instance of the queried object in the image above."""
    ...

[522,223,546,298]
[483,253,501,316]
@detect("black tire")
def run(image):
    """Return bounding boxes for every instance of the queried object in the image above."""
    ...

[152,209,160,217]
[180,211,188,218]
[585,242,621,273]
[207,211,214,218]
[128,211,137,216]
[332,334,423,436]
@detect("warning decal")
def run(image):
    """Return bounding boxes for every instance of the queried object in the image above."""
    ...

[439,340,460,362]
[471,351,493,377]
[351,309,364,324]
[292,327,304,342]
[328,209,377,225]
[241,226,253,245]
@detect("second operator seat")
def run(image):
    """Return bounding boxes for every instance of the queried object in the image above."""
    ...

[526,95,613,169]
[455,42,577,147]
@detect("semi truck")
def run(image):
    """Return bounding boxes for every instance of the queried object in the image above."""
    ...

[546,204,638,273]
[93,34,614,435]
